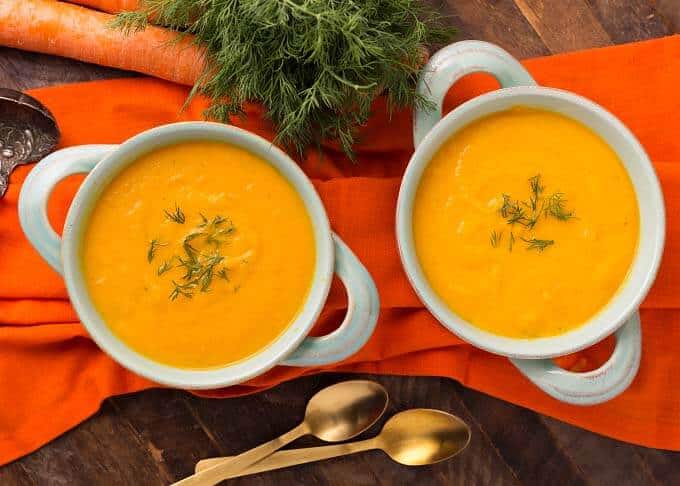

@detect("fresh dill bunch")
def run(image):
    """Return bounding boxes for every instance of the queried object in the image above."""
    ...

[112,0,455,158]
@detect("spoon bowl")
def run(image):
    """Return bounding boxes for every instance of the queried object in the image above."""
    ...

[304,380,389,441]
[0,88,59,159]
[0,88,60,197]
[379,409,471,466]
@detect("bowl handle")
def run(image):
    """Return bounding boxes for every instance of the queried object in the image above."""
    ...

[414,40,536,148]
[282,234,380,366]
[510,314,642,405]
[18,145,118,275]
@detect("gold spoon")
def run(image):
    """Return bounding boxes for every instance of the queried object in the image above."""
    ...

[172,380,388,486]
[194,409,471,480]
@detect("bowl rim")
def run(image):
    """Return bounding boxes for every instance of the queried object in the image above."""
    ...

[396,86,666,359]
[61,122,335,388]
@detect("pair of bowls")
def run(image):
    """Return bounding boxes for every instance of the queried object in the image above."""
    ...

[19,41,665,405]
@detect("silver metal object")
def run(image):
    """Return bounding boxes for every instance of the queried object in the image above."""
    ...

[0,88,60,197]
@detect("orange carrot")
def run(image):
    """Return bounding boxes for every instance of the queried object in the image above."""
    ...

[64,0,140,14]
[0,0,203,86]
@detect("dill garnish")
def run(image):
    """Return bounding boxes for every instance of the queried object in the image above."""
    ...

[182,237,199,262]
[147,239,167,262]
[195,254,225,292]
[521,237,555,252]
[528,174,544,211]
[500,195,530,227]
[524,214,539,230]
[149,210,239,300]
[506,204,528,226]
[544,193,575,221]
[499,194,512,219]
[164,204,186,224]
[157,260,173,276]
[490,230,502,248]
[491,174,574,252]
[169,280,195,301]
[205,216,235,246]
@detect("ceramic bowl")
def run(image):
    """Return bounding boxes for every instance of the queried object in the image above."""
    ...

[396,41,665,405]
[19,122,380,389]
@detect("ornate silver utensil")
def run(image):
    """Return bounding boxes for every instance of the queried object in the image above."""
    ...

[0,88,60,197]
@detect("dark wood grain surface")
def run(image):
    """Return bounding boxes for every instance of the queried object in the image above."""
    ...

[1,1,679,484]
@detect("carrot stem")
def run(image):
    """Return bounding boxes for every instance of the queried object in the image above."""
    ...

[0,0,203,86]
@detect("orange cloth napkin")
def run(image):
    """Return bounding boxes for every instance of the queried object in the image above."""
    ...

[1,36,680,463]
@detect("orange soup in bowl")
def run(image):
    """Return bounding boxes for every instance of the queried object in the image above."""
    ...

[412,107,639,338]
[82,141,316,369]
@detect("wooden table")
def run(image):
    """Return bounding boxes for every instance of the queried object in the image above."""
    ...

[1,1,679,484]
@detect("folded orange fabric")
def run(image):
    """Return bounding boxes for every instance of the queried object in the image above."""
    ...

[1,36,680,464]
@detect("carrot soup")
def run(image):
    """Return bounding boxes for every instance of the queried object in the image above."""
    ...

[413,107,639,338]
[82,141,316,368]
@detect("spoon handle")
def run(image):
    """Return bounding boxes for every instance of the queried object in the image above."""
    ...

[172,422,309,486]
[194,439,378,479]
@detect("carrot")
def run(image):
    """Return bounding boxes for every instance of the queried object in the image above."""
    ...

[66,0,140,13]
[0,0,203,86]
[64,0,140,14]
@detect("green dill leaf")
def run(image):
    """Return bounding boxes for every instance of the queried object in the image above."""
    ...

[164,204,186,224]
[521,237,555,253]
[157,260,173,275]
[525,212,539,230]
[545,193,575,221]
[200,269,214,292]
[528,174,544,211]
[183,240,198,261]
[490,230,502,248]
[499,194,512,218]
[169,280,196,300]
[212,215,226,227]
[506,203,528,226]
[147,239,167,262]
[108,11,149,35]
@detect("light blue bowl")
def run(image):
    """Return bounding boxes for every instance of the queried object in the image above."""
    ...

[19,122,380,389]
[396,41,665,405]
